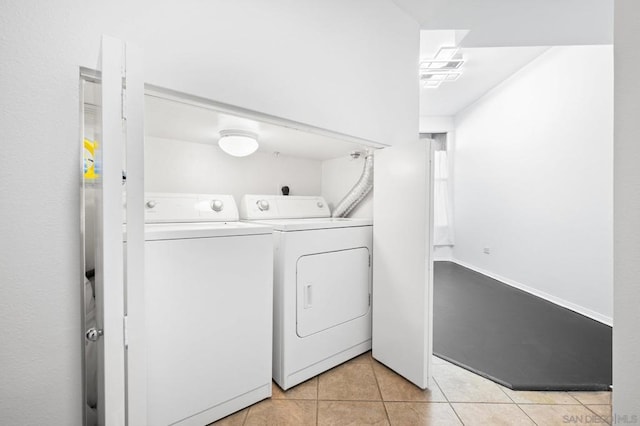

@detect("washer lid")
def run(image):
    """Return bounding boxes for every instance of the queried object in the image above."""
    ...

[124,221,272,241]
[246,217,372,231]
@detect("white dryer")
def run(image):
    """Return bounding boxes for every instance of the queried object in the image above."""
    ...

[141,193,273,425]
[240,195,372,390]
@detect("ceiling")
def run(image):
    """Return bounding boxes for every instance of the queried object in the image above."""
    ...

[137,1,616,138]
[420,45,549,116]
[413,0,613,117]
[145,95,378,161]
[392,0,612,47]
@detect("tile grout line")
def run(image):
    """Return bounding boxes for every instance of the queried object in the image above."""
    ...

[317,398,411,402]
[432,376,465,425]
[427,401,564,405]
[495,384,540,425]
[241,403,250,426]
[583,407,611,426]
[513,403,540,425]
[369,355,392,424]
[430,374,448,404]
[316,375,319,426]
[564,391,583,406]
[574,396,612,425]
[496,384,516,403]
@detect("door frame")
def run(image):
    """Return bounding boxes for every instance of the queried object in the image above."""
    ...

[79,35,146,426]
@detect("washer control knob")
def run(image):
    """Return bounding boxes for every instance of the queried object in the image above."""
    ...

[257,199,270,211]
[210,199,224,212]
[317,201,324,208]
[146,200,157,209]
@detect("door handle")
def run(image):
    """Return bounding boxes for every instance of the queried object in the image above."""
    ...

[85,327,103,342]
[304,284,312,309]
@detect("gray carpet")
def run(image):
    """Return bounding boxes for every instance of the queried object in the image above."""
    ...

[433,261,612,391]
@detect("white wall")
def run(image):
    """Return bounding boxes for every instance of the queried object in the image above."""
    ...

[0,1,419,423]
[321,155,373,218]
[145,137,322,203]
[419,115,454,133]
[452,46,613,323]
[613,0,640,417]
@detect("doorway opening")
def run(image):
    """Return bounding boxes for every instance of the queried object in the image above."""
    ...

[421,34,614,392]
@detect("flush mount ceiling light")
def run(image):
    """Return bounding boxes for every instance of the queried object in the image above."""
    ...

[420,47,464,70]
[420,59,464,70]
[420,46,464,89]
[218,130,259,157]
[420,71,462,88]
[434,46,459,61]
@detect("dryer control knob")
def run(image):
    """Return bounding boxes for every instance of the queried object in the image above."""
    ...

[146,200,157,209]
[317,201,324,208]
[257,199,270,211]
[210,199,224,212]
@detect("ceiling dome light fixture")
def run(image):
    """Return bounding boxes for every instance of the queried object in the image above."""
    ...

[218,130,259,157]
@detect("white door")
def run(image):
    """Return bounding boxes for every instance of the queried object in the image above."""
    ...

[84,35,145,426]
[121,39,146,426]
[372,140,434,389]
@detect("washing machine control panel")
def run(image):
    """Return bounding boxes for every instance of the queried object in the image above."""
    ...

[239,195,331,220]
[144,193,239,223]
[210,199,224,212]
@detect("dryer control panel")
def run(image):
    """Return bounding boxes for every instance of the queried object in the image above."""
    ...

[240,195,330,220]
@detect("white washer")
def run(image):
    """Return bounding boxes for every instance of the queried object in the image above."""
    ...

[141,193,273,425]
[240,195,372,390]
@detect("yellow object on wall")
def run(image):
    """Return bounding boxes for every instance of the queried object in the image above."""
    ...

[83,138,98,180]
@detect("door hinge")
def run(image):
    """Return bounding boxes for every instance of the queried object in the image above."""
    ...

[121,45,127,121]
[368,254,371,267]
[121,88,127,121]
[123,315,129,349]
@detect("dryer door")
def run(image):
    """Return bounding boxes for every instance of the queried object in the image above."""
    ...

[296,248,371,337]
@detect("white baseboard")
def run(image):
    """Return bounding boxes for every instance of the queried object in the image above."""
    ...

[448,259,613,327]
[433,245,454,262]
[433,255,453,262]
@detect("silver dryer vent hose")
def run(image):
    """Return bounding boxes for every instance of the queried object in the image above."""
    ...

[332,153,374,218]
